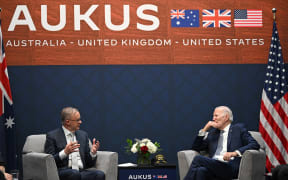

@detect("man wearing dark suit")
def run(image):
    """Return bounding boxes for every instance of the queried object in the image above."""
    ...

[0,153,12,180]
[44,107,105,180]
[184,106,260,180]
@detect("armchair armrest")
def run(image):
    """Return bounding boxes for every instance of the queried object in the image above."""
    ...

[22,152,59,180]
[89,151,118,180]
[238,150,266,180]
[177,150,199,180]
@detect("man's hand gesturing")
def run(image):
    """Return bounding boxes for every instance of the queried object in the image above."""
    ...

[91,138,100,155]
[64,141,80,155]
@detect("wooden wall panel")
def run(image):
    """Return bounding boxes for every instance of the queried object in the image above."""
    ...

[0,0,287,65]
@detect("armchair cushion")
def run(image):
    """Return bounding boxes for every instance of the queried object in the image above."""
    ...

[22,134,46,153]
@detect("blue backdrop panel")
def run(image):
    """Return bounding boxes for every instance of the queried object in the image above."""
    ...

[8,64,269,166]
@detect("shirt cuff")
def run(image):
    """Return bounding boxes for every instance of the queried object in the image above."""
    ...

[90,151,97,159]
[198,129,208,136]
[59,150,67,160]
[235,150,242,157]
[0,166,5,173]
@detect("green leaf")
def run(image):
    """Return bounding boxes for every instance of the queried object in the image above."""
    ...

[154,142,160,148]
[125,138,134,154]
[126,138,133,147]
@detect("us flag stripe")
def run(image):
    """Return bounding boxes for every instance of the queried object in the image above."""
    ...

[274,101,288,128]
[261,98,288,155]
[261,91,288,153]
[259,117,286,164]
[259,120,282,165]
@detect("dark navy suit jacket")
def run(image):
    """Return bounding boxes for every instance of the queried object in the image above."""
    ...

[0,152,4,166]
[44,128,96,170]
[192,123,260,177]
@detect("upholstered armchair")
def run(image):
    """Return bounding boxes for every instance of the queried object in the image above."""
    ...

[22,134,118,180]
[177,131,266,180]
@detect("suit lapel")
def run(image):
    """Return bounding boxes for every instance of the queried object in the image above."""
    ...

[56,128,69,166]
[75,131,85,165]
[59,128,68,149]
[227,125,233,151]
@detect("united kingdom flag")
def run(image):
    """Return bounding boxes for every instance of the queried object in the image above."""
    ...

[202,9,231,28]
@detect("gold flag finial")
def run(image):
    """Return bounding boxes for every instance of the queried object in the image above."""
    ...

[272,8,277,21]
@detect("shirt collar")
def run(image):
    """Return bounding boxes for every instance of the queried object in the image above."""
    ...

[62,126,74,136]
[222,123,231,133]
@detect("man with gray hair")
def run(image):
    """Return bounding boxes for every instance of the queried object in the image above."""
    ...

[45,107,105,180]
[184,106,260,180]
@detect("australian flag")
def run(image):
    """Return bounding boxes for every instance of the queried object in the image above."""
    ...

[0,19,17,171]
[171,9,199,27]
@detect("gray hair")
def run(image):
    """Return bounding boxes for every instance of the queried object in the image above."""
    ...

[61,107,79,123]
[215,106,233,122]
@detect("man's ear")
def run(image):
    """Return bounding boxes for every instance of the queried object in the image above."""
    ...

[225,114,229,121]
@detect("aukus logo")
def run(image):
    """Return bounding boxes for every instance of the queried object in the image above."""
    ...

[128,174,152,180]
[7,4,160,32]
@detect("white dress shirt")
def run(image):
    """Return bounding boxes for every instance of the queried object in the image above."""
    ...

[212,124,230,161]
[60,126,84,169]
[198,124,241,162]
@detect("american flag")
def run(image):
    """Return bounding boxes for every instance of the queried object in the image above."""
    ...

[234,9,263,27]
[0,19,17,171]
[259,21,288,172]
[171,9,199,28]
[202,9,231,28]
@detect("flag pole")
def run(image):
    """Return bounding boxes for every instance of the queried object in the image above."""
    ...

[272,8,276,21]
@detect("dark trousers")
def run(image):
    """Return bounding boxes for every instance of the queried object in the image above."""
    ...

[184,155,234,180]
[59,168,105,180]
[272,164,288,180]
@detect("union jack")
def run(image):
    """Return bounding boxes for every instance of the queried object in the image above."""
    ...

[202,9,231,28]
[170,9,185,20]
